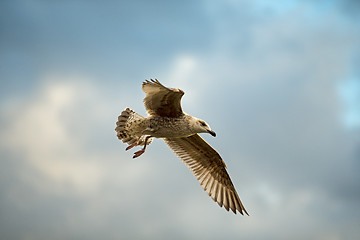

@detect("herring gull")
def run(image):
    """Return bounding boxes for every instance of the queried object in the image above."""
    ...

[115,79,248,215]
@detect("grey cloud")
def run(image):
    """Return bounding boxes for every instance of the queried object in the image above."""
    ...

[1,0,360,240]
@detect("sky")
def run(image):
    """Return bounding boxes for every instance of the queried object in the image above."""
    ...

[1,0,360,239]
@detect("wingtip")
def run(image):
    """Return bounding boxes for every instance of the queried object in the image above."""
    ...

[243,208,250,216]
[143,78,162,86]
[142,79,150,85]
[237,204,249,215]
[231,207,249,216]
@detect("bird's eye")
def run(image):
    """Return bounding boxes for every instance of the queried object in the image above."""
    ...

[200,121,206,127]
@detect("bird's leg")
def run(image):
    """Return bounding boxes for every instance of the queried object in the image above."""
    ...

[133,135,152,159]
[125,136,142,151]
[125,129,148,151]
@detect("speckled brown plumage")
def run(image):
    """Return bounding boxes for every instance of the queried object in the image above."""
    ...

[115,79,248,215]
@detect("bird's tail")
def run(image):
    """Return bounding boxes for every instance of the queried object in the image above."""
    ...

[115,108,153,146]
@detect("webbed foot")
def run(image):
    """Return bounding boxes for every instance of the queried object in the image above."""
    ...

[133,149,145,158]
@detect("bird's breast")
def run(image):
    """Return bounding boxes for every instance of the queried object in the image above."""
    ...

[146,116,192,138]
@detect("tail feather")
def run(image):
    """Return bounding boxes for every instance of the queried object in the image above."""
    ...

[115,108,153,146]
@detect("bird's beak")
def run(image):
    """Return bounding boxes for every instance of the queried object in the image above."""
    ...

[208,130,216,137]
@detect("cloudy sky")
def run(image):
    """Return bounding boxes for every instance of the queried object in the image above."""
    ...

[1,0,360,239]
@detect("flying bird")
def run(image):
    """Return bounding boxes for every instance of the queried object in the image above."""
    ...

[115,79,248,215]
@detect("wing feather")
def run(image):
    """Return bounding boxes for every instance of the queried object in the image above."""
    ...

[142,79,184,117]
[223,188,230,211]
[164,134,248,215]
[211,180,219,201]
[218,186,224,207]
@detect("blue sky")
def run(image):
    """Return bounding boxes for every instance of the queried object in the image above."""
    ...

[1,0,360,239]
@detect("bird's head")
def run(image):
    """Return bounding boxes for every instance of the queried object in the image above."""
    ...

[190,117,216,137]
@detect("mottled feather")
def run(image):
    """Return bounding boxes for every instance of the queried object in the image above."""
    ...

[116,79,248,215]
[142,79,184,117]
[164,134,248,215]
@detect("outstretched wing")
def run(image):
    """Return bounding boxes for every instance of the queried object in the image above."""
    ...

[142,79,184,117]
[163,134,248,215]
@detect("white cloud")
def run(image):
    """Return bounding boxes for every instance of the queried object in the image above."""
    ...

[0,76,153,196]
[1,78,104,194]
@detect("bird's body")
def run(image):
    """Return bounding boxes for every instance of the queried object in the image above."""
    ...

[126,114,208,138]
[115,79,248,215]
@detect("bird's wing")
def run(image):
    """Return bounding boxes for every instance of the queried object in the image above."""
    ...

[142,79,184,117]
[163,134,248,215]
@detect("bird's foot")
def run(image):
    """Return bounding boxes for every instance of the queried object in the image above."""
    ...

[126,135,143,151]
[126,141,138,151]
[133,149,145,158]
